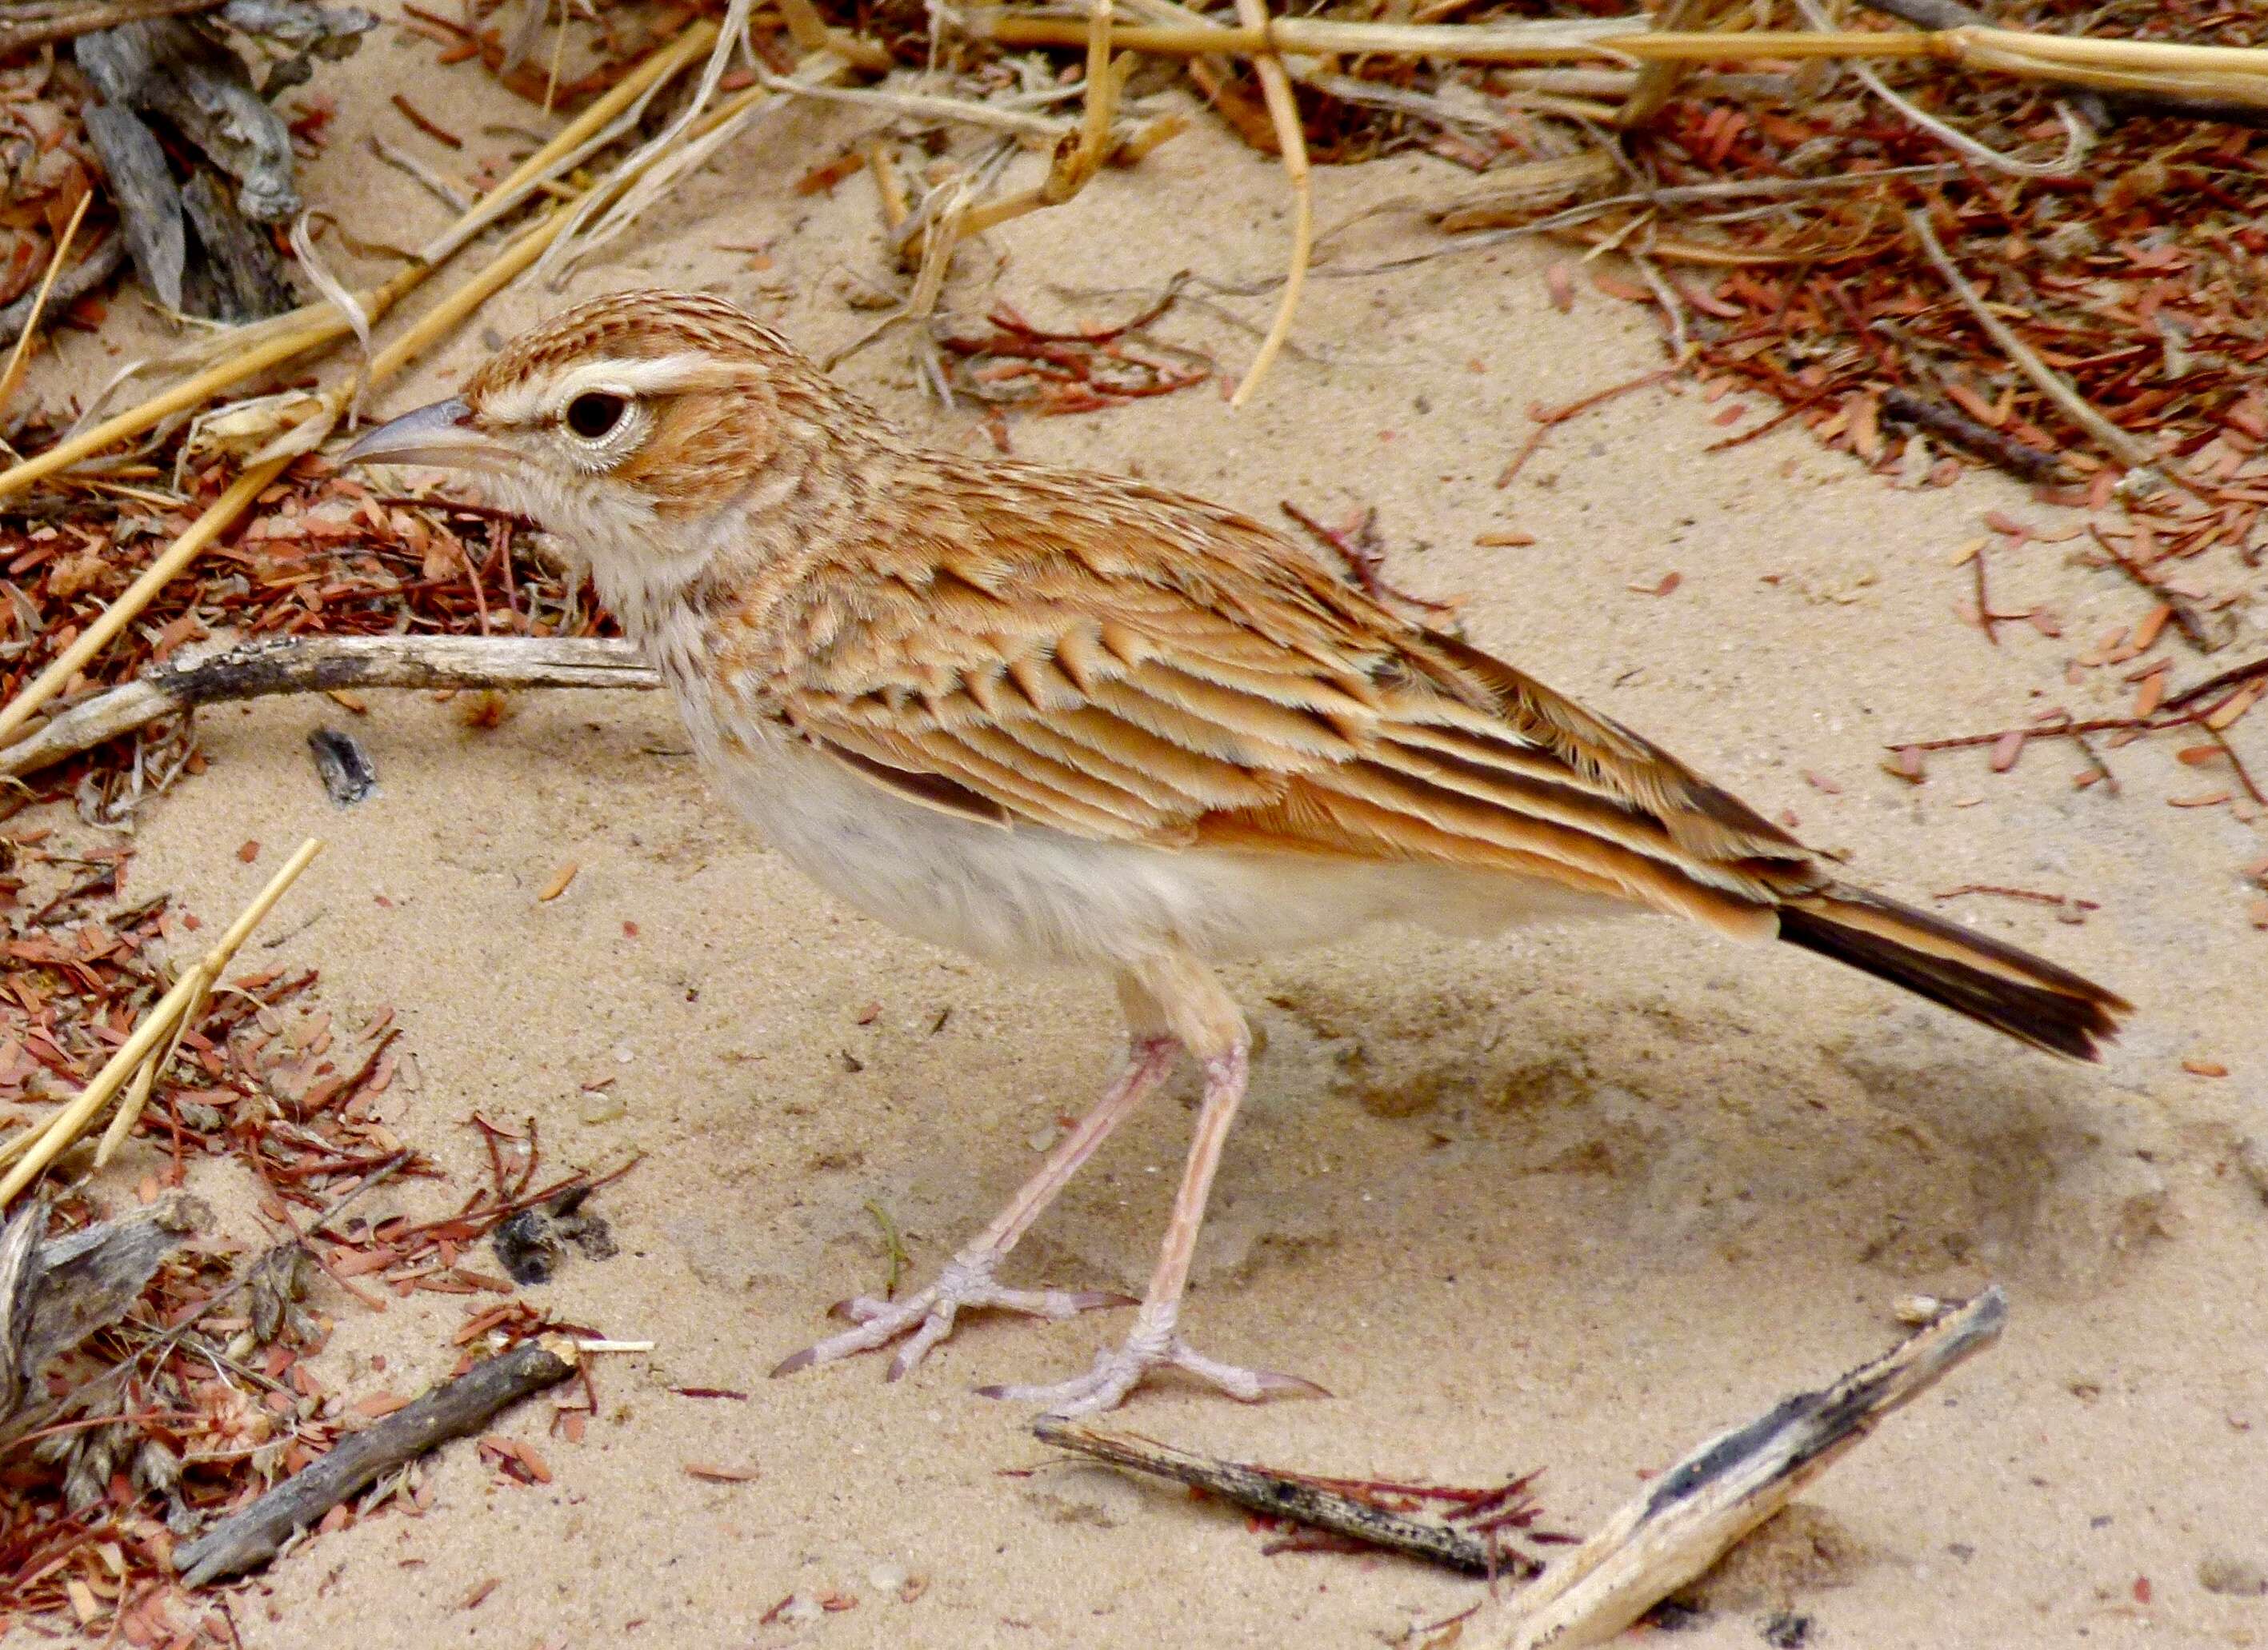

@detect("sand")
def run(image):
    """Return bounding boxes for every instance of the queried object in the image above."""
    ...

[12,22,2268,1649]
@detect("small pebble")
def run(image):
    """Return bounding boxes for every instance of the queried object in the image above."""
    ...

[778,1596,825,1626]
[866,1561,908,1596]
[581,1093,627,1125]
[307,726,377,805]
[2200,1555,2268,1597]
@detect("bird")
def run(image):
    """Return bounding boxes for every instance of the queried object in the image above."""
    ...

[345,290,2127,1416]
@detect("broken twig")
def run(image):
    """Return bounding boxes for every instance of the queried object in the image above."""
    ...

[1033,1416,1535,1575]
[173,1337,578,1585]
[0,634,655,781]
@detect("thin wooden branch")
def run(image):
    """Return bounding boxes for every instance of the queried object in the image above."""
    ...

[1033,1417,1506,1574]
[0,635,657,780]
[1878,387,2062,482]
[0,232,122,351]
[1907,212,2190,491]
[1481,1288,2006,1649]
[173,1338,578,1586]
[0,0,221,55]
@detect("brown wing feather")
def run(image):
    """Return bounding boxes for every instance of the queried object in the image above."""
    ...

[763,465,1799,934]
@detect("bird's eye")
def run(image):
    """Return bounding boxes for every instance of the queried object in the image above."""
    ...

[565,392,627,441]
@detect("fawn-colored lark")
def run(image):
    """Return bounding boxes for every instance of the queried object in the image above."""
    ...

[347,290,2126,1416]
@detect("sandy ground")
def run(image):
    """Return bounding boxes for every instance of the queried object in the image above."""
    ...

[14,19,2268,1649]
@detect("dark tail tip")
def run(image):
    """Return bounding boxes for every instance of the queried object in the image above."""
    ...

[1778,889,2127,1061]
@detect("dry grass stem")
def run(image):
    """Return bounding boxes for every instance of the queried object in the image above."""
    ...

[1226,0,1310,410]
[954,0,1132,240]
[535,0,758,281]
[968,16,2268,108]
[0,839,324,1208]
[0,190,90,419]
[774,0,890,70]
[0,460,290,749]
[1617,0,1723,130]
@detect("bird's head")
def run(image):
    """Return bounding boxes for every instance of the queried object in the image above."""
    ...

[344,290,874,595]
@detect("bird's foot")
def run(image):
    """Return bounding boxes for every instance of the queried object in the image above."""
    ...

[770,1252,1133,1383]
[976,1319,1327,1417]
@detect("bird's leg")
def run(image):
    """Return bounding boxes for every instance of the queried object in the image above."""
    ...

[981,958,1326,1417]
[771,1032,1179,1383]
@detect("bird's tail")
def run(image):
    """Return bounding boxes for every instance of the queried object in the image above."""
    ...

[1776,884,2128,1061]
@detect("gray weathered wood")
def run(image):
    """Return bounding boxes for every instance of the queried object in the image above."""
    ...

[1485,1288,2006,1649]
[181,166,292,322]
[0,1195,205,1424]
[75,17,298,222]
[78,99,184,311]
[0,232,125,351]
[173,1339,579,1585]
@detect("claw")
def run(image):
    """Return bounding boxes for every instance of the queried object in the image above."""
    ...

[772,1253,1131,1384]
[976,1327,1328,1416]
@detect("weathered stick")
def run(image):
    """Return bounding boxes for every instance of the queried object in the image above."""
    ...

[1034,1416,1503,1573]
[1484,1288,2006,1649]
[0,0,222,55]
[173,1337,578,1586]
[0,636,657,779]
[1879,387,2062,482]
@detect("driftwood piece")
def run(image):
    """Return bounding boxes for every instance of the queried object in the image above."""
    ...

[1033,1417,1503,1574]
[218,0,371,50]
[0,635,658,780]
[180,165,292,322]
[75,17,298,222]
[1484,1288,2006,1649]
[173,1337,579,1586]
[0,1195,204,1423]
[79,99,183,310]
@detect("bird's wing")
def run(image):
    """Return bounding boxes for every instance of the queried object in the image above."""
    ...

[761,470,1818,935]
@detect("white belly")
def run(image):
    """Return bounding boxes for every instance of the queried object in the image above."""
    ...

[678,699,1621,972]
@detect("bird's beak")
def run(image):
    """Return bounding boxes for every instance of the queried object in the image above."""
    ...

[340,398,506,470]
